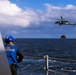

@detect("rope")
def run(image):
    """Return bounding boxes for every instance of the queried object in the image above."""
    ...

[24,56,76,62]
[24,56,43,59]
[49,57,76,62]
[48,69,68,75]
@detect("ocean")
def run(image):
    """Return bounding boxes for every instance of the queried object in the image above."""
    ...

[15,38,76,75]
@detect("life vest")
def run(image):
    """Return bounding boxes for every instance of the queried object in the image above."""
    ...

[5,44,18,66]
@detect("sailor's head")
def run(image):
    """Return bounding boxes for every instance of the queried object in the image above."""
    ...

[4,35,14,43]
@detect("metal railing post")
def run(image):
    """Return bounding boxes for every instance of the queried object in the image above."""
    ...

[44,55,49,75]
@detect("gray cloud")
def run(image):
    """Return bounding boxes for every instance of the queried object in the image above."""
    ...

[0,1,76,28]
[0,0,76,38]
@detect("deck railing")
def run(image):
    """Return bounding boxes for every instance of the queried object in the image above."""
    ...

[44,55,69,75]
[24,55,76,75]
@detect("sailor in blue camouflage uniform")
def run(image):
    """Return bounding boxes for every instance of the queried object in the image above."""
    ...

[4,35,24,75]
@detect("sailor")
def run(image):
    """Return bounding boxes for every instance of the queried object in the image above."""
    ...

[4,35,24,75]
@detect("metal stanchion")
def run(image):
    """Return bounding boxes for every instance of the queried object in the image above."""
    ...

[44,55,49,75]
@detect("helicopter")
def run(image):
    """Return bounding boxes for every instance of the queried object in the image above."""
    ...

[55,16,76,26]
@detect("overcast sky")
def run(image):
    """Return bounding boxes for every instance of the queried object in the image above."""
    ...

[0,0,76,38]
